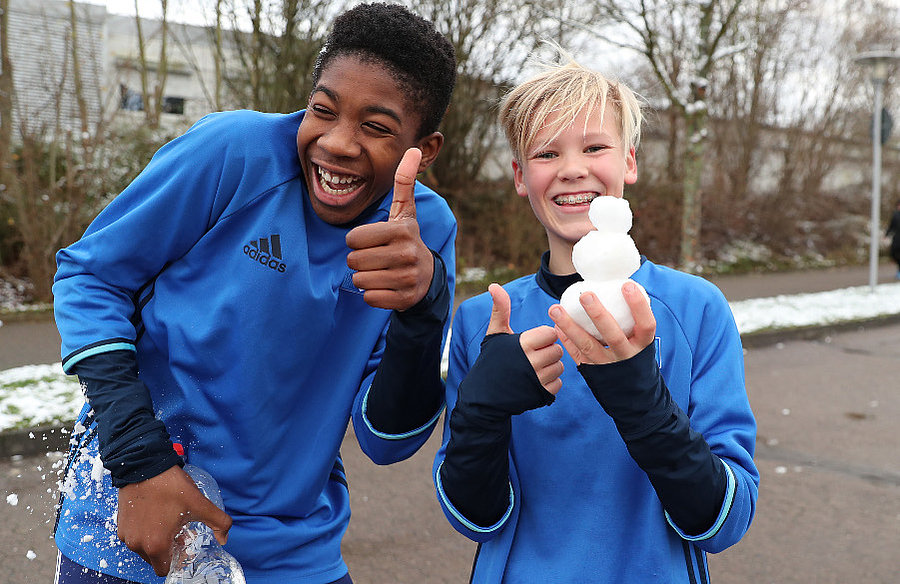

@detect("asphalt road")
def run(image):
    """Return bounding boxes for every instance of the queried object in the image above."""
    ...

[2,262,899,582]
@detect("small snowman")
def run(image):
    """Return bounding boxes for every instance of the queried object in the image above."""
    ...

[559,196,648,342]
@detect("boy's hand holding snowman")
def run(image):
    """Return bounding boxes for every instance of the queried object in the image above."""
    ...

[549,196,656,365]
[550,283,655,366]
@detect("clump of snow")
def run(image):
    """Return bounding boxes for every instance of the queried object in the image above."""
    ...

[6,493,18,506]
[458,266,488,283]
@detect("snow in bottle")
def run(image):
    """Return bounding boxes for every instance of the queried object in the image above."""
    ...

[164,463,246,584]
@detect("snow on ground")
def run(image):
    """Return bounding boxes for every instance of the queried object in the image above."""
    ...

[2,281,900,433]
[730,281,900,332]
[0,365,84,432]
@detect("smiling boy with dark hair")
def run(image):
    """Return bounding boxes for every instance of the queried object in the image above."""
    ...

[52,4,457,583]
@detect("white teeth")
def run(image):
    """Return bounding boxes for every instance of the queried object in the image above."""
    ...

[317,166,362,195]
[554,193,599,205]
[320,179,356,196]
[320,168,356,184]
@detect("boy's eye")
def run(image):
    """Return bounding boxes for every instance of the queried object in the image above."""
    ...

[310,104,336,118]
[533,151,557,160]
[587,145,610,153]
[363,121,394,135]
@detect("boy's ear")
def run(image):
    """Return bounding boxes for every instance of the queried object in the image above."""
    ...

[415,132,444,173]
[625,147,638,185]
[512,159,529,198]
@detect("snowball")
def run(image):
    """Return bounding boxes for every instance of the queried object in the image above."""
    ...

[26,550,36,560]
[6,493,18,506]
[559,279,647,342]
[572,232,640,280]
[588,196,632,233]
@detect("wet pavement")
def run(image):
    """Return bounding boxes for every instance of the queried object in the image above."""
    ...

[1,262,899,582]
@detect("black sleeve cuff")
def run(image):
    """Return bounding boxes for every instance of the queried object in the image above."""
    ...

[399,249,450,320]
[578,343,727,535]
[73,350,181,487]
[440,406,512,528]
[458,333,555,423]
[364,250,449,434]
[438,333,555,528]
[577,343,673,439]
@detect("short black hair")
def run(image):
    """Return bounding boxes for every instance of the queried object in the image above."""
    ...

[312,3,456,138]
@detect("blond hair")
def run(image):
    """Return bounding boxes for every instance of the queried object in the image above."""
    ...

[499,52,643,162]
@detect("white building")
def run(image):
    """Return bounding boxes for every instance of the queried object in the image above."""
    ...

[106,11,237,122]
[2,0,228,137]
[3,0,106,136]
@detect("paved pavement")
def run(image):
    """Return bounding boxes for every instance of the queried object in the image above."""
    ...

[1,262,899,582]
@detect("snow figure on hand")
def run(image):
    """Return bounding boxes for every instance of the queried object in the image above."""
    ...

[559,196,648,341]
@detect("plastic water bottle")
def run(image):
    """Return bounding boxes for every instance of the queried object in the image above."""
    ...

[164,464,246,584]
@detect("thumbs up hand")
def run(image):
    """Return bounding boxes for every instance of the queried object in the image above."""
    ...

[346,148,435,311]
[486,284,564,396]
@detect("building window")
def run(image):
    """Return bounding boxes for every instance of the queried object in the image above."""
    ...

[162,96,185,115]
[119,84,143,111]
[119,85,185,115]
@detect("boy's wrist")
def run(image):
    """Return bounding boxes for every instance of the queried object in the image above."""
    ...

[396,249,448,319]
[456,333,555,421]
[577,342,674,439]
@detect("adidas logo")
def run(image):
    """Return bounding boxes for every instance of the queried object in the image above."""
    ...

[243,234,287,273]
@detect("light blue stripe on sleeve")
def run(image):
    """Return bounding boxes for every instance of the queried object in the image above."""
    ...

[61,342,135,374]
[434,460,514,534]
[359,383,445,440]
[665,459,736,541]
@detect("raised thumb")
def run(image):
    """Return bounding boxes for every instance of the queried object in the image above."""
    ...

[486,283,514,335]
[389,147,421,221]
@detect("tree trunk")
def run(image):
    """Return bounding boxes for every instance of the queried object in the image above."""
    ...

[681,106,707,271]
[152,0,169,123]
[0,0,14,267]
[133,1,154,126]
[68,0,90,138]
[0,0,14,177]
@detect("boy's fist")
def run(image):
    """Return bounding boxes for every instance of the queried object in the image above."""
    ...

[346,148,434,311]
[486,283,564,395]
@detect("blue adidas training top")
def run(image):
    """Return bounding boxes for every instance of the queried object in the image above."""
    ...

[434,259,758,583]
[53,109,457,583]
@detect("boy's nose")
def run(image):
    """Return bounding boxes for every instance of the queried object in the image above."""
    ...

[558,155,588,180]
[318,123,362,159]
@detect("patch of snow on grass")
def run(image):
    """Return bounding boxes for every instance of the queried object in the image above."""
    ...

[0,364,84,432]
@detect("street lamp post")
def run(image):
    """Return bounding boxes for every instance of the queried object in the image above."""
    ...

[854,49,899,291]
